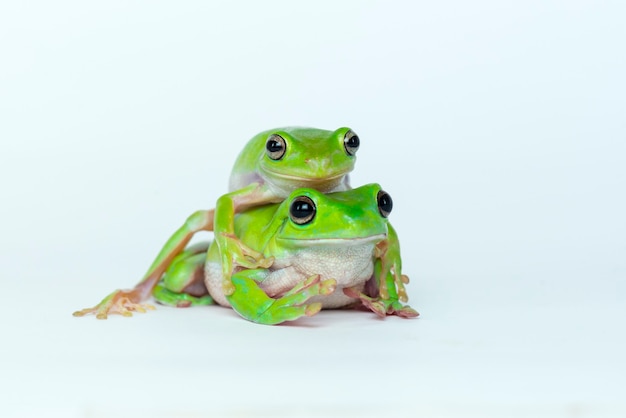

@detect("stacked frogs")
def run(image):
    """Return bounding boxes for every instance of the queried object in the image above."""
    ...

[74,127,418,324]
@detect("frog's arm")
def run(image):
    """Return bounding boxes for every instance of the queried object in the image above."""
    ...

[73,210,215,319]
[376,224,409,302]
[214,183,279,294]
[377,257,419,317]
[227,271,336,325]
[344,225,419,318]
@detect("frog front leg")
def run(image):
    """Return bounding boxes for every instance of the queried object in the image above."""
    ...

[375,224,410,303]
[227,270,337,325]
[73,210,215,319]
[214,183,279,295]
[152,243,215,308]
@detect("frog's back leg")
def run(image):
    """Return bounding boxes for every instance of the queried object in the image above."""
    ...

[73,209,216,319]
[153,242,215,307]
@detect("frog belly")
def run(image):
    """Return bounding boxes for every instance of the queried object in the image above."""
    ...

[204,262,231,307]
[204,243,376,309]
[273,244,375,309]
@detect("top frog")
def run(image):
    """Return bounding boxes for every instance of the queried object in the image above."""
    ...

[75,127,364,319]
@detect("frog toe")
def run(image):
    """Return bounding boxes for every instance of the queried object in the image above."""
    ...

[393,304,420,318]
[319,278,337,296]
[304,302,322,317]
[73,289,155,319]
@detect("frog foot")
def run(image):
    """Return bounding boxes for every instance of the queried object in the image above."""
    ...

[221,233,274,269]
[386,300,419,318]
[343,286,419,319]
[343,287,387,318]
[72,289,155,320]
[256,275,337,324]
[219,233,275,295]
[228,274,336,325]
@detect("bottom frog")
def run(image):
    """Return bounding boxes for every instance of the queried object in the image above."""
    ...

[75,184,418,325]
[154,183,417,324]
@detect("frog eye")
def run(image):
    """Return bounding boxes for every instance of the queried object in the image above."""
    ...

[377,190,392,218]
[266,134,287,160]
[290,196,316,225]
[343,130,360,156]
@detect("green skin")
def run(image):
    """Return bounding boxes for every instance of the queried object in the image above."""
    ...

[155,184,418,324]
[74,127,407,319]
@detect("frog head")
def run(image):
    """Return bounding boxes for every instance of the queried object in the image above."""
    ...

[271,183,392,247]
[258,127,358,192]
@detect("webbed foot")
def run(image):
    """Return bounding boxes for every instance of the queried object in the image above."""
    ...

[218,233,275,295]
[72,289,155,319]
[228,274,336,325]
[343,286,419,319]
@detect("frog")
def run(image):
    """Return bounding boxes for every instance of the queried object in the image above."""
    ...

[151,184,418,325]
[73,127,408,319]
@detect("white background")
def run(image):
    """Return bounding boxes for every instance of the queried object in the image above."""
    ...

[1,1,625,417]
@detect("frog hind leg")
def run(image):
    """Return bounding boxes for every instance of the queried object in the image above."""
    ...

[73,209,215,319]
[152,242,215,308]
[227,271,336,325]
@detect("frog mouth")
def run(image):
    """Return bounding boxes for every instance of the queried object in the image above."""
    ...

[261,168,350,183]
[278,234,386,247]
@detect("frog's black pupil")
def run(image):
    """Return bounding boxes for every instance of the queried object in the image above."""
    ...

[290,196,316,224]
[348,135,359,148]
[378,192,393,217]
[267,140,283,152]
[292,201,313,219]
